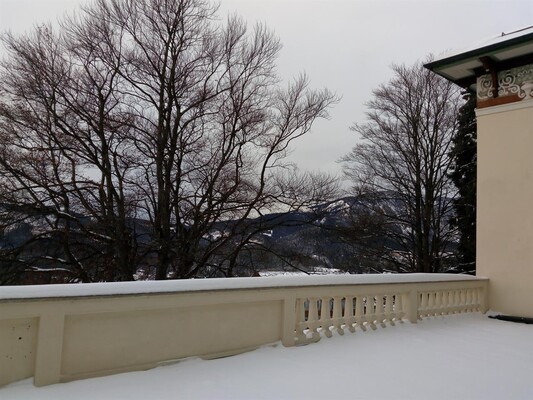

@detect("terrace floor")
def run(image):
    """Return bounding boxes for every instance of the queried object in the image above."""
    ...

[3,312,533,400]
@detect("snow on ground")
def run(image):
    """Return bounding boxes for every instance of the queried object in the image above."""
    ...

[3,313,533,400]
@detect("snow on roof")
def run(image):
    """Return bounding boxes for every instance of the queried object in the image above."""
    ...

[425,25,533,88]
[434,26,533,63]
[0,273,484,300]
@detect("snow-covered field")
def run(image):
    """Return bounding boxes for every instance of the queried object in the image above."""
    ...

[3,313,533,400]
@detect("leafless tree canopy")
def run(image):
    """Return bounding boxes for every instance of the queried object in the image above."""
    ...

[340,62,461,273]
[0,0,338,283]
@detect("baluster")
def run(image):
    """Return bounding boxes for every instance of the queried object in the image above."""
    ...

[295,298,307,343]
[454,290,460,312]
[387,294,395,321]
[472,288,479,310]
[435,291,441,315]
[375,294,386,328]
[332,297,344,335]
[320,297,332,338]
[449,291,454,312]
[460,290,466,312]
[448,290,454,312]
[344,296,356,333]
[441,291,449,315]
[307,297,320,341]
[366,295,377,330]
[395,293,405,322]
[418,292,423,320]
[385,294,395,326]
[449,290,456,314]
[449,291,455,313]
[420,292,428,317]
[427,292,435,316]
[465,289,472,312]
[355,296,366,331]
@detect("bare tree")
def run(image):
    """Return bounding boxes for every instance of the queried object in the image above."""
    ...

[340,61,461,273]
[0,21,141,282]
[0,0,338,283]
[88,0,338,279]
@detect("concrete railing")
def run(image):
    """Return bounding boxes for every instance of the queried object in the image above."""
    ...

[294,282,487,345]
[0,274,488,387]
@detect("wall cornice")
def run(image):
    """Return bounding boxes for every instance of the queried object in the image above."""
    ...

[476,98,533,117]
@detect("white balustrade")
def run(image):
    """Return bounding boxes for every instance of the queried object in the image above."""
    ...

[417,287,484,318]
[293,282,487,345]
[0,274,489,387]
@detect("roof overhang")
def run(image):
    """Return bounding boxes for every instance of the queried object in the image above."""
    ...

[424,27,533,91]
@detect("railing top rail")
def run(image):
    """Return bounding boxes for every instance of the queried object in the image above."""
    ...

[0,273,488,301]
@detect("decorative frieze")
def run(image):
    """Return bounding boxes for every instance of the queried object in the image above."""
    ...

[477,64,533,102]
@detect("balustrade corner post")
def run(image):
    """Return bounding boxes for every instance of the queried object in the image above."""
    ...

[407,290,419,323]
[281,295,297,347]
[34,311,65,387]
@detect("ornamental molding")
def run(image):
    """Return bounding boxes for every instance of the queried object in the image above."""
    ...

[477,64,533,101]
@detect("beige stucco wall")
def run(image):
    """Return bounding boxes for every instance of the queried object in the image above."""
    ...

[0,317,38,385]
[476,100,533,317]
[0,289,288,387]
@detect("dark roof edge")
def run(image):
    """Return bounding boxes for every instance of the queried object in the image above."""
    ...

[424,31,533,71]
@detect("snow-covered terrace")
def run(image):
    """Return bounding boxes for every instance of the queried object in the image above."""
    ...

[1,274,490,391]
[4,312,533,400]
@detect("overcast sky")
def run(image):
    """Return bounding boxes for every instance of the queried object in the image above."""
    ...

[1,0,532,178]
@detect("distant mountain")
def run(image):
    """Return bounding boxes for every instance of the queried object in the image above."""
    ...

[227,193,458,276]
[0,193,458,283]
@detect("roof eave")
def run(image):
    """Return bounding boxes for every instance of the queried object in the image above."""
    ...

[424,31,533,72]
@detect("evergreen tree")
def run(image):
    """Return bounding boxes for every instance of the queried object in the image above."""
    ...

[449,92,477,273]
